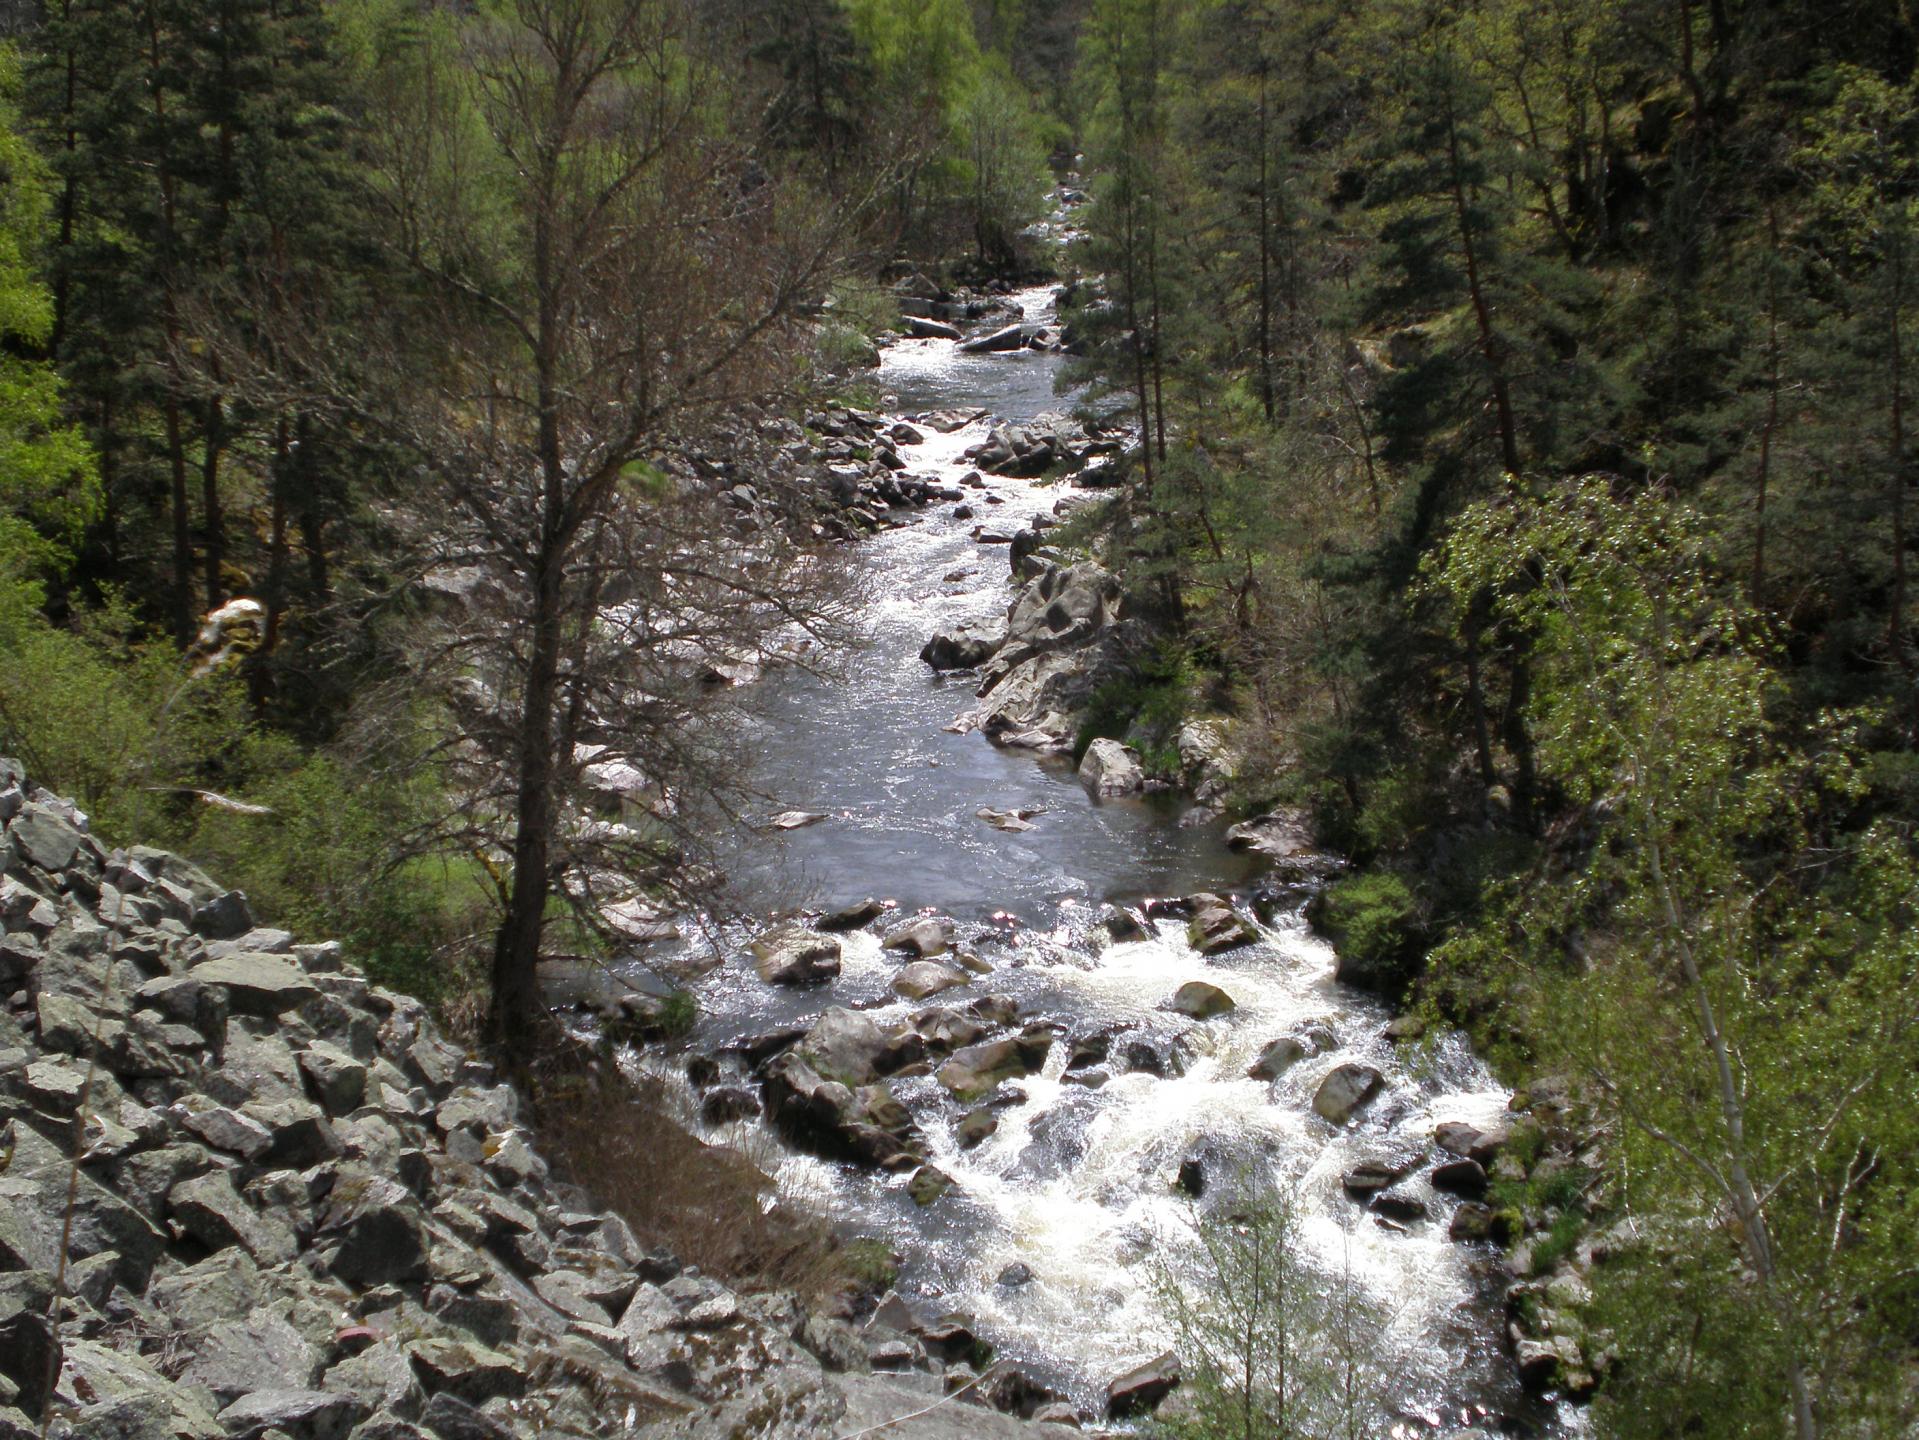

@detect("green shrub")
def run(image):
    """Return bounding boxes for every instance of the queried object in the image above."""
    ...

[1316,870,1420,982]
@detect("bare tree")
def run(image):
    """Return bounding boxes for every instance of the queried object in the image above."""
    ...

[359,0,872,1060]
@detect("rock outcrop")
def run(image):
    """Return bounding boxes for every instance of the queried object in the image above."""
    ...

[0,762,1084,1439]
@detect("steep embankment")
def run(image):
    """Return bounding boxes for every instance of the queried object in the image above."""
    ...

[0,759,1080,1440]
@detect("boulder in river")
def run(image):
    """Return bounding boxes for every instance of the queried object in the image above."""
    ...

[959,324,1027,354]
[1077,738,1144,799]
[751,925,842,986]
[921,619,1005,671]
[818,897,890,932]
[892,961,971,1002]
[882,916,953,959]
[1184,895,1258,955]
[1247,1036,1306,1080]
[1431,1157,1489,1196]
[1312,1063,1385,1125]
[1169,981,1234,1019]
[936,1024,1055,1100]
[800,1006,920,1085]
[1106,1351,1180,1418]
[905,317,963,341]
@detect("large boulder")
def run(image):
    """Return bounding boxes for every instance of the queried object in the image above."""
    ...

[761,1054,919,1166]
[799,1007,919,1085]
[1169,981,1234,1019]
[1002,562,1120,656]
[920,619,1005,671]
[891,961,970,1001]
[958,324,1027,354]
[1106,1351,1180,1418]
[935,1024,1054,1100]
[1077,739,1144,799]
[750,925,842,986]
[187,952,319,1017]
[1185,895,1258,955]
[1312,1064,1384,1125]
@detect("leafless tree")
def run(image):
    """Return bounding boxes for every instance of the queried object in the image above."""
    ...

[356,0,880,1060]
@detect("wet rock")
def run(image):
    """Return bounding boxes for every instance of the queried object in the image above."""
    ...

[957,1108,999,1149]
[1223,808,1314,859]
[912,1006,986,1054]
[891,960,971,1001]
[1449,1202,1497,1242]
[1340,1156,1417,1199]
[1099,907,1149,942]
[1077,738,1144,799]
[906,1165,952,1206]
[1247,1037,1306,1080]
[1185,895,1258,955]
[1312,1063,1384,1125]
[1435,1119,1511,1166]
[1369,1190,1428,1222]
[996,1262,1033,1288]
[921,620,1005,671]
[959,323,1027,354]
[1106,1351,1180,1418]
[977,806,1041,833]
[882,916,953,959]
[1169,981,1234,1019]
[769,810,827,830]
[751,925,842,986]
[1432,1157,1489,1196]
[905,317,963,341]
[818,897,889,932]
[800,1006,920,1085]
[935,1024,1054,1100]
[762,1054,918,1166]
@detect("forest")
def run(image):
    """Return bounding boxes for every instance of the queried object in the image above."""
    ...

[0,0,1914,1436]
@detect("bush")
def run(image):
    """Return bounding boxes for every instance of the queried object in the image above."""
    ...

[1315,870,1421,989]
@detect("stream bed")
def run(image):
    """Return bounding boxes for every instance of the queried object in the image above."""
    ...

[631,288,1555,1434]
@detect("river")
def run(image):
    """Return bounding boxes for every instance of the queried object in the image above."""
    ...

[639,286,1555,1434]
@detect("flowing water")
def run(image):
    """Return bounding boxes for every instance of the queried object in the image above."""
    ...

[637,288,1552,1433]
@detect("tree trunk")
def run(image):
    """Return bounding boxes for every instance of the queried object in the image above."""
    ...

[201,390,226,612]
[1445,103,1520,475]
[164,396,193,647]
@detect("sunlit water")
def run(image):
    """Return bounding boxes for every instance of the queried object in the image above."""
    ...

[628,287,1553,1432]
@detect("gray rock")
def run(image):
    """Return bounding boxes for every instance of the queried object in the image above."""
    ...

[1106,1351,1180,1418]
[187,952,319,1016]
[299,1040,369,1114]
[169,1171,298,1265]
[1184,895,1258,955]
[935,1025,1054,1100]
[751,925,842,986]
[404,1336,524,1404]
[817,898,888,932]
[1169,981,1234,1019]
[1312,1064,1384,1125]
[190,889,254,940]
[8,806,83,873]
[322,1339,427,1420]
[920,620,1005,671]
[1077,739,1144,799]
[800,1006,917,1085]
[0,1271,59,1419]
[1247,1037,1306,1080]
[178,1309,323,1402]
[881,916,952,959]
[219,1388,365,1440]
[891,961,970,1001]
[319,1170,427,1286]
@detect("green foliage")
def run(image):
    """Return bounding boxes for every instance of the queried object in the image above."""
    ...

[1315,870,1418,978]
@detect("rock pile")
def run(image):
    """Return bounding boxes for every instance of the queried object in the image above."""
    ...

[0,761,1091,1438]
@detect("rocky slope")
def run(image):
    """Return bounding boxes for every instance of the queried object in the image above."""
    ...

[0,758,1087,1439]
